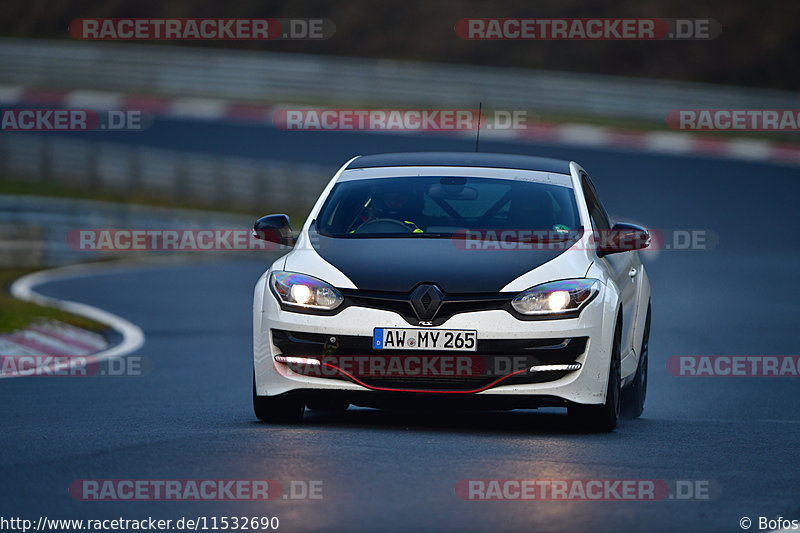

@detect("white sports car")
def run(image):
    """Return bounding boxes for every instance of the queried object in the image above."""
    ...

[252,152,651,431]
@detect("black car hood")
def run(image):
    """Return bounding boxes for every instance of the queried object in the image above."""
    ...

[310,230,576,293]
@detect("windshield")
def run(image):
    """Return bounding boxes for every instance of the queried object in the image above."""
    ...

[315,176,581,239]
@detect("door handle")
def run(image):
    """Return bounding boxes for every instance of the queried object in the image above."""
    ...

[629,268,638,278]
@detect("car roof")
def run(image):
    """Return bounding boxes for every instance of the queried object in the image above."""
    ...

[345,152,572,174]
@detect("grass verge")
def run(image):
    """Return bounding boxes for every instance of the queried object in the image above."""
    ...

[0,268,107,334]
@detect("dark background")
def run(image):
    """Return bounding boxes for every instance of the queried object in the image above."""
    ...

[1,0,798,90]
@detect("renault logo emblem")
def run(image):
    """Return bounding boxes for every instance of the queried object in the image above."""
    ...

[409,284,444,322]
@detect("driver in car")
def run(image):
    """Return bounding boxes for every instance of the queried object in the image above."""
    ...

[352,187,425,233]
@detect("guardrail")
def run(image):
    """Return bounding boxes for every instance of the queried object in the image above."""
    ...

[0,133,335,214]
[0,194,286,267]
[1,38,798,122]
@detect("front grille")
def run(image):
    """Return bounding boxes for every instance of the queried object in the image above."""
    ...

[272,329,587,391]
[341,289,510,326]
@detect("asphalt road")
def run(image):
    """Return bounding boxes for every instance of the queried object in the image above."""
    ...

[2,128,800,532]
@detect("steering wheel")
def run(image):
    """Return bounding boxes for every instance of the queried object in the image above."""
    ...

[354,218,413,234]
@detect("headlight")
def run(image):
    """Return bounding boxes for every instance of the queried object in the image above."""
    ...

[511,279,600,315]
[270,271,344,311]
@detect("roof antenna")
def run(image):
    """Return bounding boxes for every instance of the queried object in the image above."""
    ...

[474,102,482,152]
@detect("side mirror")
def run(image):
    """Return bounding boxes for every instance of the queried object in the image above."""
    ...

[597,223,650,255]
[253,214,293,246]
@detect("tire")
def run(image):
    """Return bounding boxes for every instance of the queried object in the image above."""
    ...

[622,303,650,419]
[306,400,350,412]
[568,318,621,432]
[253,374,305,423]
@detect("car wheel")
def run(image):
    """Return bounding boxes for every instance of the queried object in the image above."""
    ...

[622,303,650,418]
[306,400,350,412]
[568,318,621,432]
[253,374,305,423]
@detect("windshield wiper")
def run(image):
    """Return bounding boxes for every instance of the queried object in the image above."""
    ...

[394,232,449,238]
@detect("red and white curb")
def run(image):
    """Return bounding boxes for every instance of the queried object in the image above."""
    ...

[0,320,107,359]
[1,263,145,378]
[2,84,800,167]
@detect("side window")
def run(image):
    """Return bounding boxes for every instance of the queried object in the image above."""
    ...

[580,175,611,231]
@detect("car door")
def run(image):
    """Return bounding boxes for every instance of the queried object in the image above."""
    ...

[581,173,638,356]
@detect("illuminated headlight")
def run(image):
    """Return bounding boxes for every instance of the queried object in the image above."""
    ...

[270,271,344,311]
[511,279,600,315]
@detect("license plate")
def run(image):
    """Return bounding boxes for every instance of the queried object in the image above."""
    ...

[373,328,477,351]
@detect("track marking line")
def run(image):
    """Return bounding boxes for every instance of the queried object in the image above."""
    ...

[3,263,146,379]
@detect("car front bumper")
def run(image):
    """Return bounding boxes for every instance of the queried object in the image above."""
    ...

[254,274,616,406]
